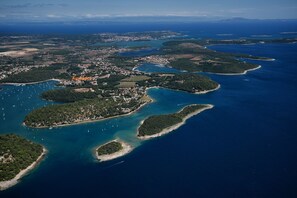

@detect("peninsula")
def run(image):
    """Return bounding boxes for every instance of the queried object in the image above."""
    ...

[23,73,218,128]
[137,104,214,139]
[95,140,132,162]
[0,134,46,191]
[0,31,280,128]
[157,40,261,74]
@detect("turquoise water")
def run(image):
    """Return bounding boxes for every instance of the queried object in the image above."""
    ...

[0,81,215,162]
[1,22,297,197]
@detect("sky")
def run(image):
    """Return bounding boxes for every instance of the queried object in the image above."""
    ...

[0,0,297,22]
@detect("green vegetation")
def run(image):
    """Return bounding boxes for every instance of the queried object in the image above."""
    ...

[41,87,99,103]
[97,141,123,156]
[203,38,297,45]
[1,34,228,130]
[0,134,43,181]
[163,38,297,47]
[108,56,139,70]
[51,49,72,56]
[138,104,210,137]
[116,82,136,88]
[122,75,151,82]
[138,73,219,93]
[169,58,256,74]
[0,67,60,83]
[36,73,216,128]
[24,97,147,128]
[161,40,260,74]
[97,74,126,89]
[117,75,150,88]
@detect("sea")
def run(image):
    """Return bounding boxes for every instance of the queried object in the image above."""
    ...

[0,20,297,198]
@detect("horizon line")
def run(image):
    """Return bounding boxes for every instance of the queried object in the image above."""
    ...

[1,16,297,24]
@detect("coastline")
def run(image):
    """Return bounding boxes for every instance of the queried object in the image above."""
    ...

[206,65,262,76]
[1,78,61,86]
[195,84,220,94]
[243,58,275,62]
[27,84,219,129]
[134,61,262,76]
[95,140,132,162]
[137,104,214,140]
[0,147,47,191]
[23,94,153,129]
[146,84,220,95]
[23,80,218,129]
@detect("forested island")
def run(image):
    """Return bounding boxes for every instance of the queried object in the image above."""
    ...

[96,140,132,162]
[0,134,46,191]
[138,104,213,139]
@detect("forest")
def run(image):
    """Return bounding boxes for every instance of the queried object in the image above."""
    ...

[138,104,209,137]
[97,141,123,156]
[0,134,43,181]
[24,97,145,128]
[0,67,61,83]
[137,73,219,93]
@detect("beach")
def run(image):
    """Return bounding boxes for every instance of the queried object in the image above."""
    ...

[204,65,262,76]
[95,140,133,162]
[0,78,61,86]
[138,104,214,140]
[195,84,221,94]
[0,148,47,191]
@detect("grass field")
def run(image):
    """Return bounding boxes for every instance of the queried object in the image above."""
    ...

[116,81,136,88]
[122,75,151,82]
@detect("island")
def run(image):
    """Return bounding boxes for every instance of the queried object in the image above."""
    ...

[137,104,213,139]
[0,134,46,191]
[95,140,132,162]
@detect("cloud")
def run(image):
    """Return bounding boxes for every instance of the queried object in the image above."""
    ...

[46,14,61,18]
[84,14,112,18]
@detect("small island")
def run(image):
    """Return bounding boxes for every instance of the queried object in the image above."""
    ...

[0,134,46,191]
[95,140,132,162]
[137,104,214,139]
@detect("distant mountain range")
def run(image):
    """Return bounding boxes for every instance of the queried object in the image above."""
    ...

[1,16,297,24]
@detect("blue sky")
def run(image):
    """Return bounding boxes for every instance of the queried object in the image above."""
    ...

[0,0,296,22]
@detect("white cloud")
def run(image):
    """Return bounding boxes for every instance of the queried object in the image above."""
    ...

[47,14,61,18]
[84,14,111,18]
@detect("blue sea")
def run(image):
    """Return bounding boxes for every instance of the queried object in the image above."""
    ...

[0,21,297,198]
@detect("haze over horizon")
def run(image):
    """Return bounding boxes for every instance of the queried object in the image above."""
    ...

[0,0,297,22]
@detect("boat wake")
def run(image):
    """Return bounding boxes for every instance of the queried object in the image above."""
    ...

[105,161,125,169]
